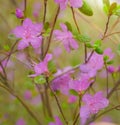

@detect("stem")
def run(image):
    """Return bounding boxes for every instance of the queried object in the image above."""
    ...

[72,95,82,125]
[24,0,27,17]
[71,7,81,33]
[43,6,60,58]
[46,78,68,125]
[107,79,120,99]
[104,62,109,96]
[44,84,53,118]
[101,15,111,40]
[43,0,47,24]
[94,104,120,120]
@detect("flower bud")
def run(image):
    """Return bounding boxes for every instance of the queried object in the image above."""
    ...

[15,8,24,19]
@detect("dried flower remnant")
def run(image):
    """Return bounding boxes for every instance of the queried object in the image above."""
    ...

[13,18,43,50]
[54,23,78,52]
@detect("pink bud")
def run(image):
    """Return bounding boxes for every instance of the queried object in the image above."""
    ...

[15,8,24,19]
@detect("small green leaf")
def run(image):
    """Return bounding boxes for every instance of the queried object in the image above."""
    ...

[34,75,46,84]
[113,5,120,16]
[103,55,109,61]
[65,21,72,31]
[109,2,117,15]
[43,28,51,37]
[3,45,10,51]
[78,1,93,16]
[95,47,103,54]
[75,34,91,43]
[93,40,102,49]
[107,60,114,64]
[103,4,109,15]
[69,89,79,96]
[86,42,93,48]
[48,61,57,74]
[103,0,110,7]
[44,22,50,30]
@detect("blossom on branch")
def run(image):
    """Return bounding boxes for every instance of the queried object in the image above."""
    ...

[13,18,43,50]
[54,23,78,52]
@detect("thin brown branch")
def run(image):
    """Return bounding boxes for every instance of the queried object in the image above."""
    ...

[46,78,68,125]
[43,6,60,58]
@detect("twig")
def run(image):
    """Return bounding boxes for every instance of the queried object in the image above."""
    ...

[46,78,68,125]
[43,6,60,58]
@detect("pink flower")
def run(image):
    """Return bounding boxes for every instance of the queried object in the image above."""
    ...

[13,18,43,50]
[54,23,78,52]
[69,74,92,93]
[52,73,71,95]
[55,0,83,10]
[30,54,52,77]
[16,118,26,125]
[80,92,109,123]
[80,52,104,77]
[15,8,24,19]
[48,116,63,125]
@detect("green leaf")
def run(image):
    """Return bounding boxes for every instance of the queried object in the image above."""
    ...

[103,0,110,7]
[65,21,72,31]
[34,75,46,84]
[3,45,10,51]
[103,55,109,61]
[69,89,79,96]
[75,34,91,43]
[48,61,57,74]
[43,28,51,37]
[95,47,103,54]
[93,40,102,48]
[78,0,93,16]
[113,5,120,16]
[109,2,117,15]
[107,60,114,64]
[86,42,93,48]
[103,4,109,15]
[44,22,50,30]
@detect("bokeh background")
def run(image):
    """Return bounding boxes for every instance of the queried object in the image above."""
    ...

[0,0,120,125]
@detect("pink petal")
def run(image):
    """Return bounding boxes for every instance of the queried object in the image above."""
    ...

[18,40,29,50]
[70,0,83,8]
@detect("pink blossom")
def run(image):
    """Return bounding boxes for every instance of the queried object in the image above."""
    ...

[16,118,26,125]
[13,18,43,50]
[80,92,109,122]
[54,23,78,52]
[15,8,24,19]
[48,116,63,125]
[69,74,92,92]
[55,0,83,10]
[107,66,116,73]
[30,54,52,77]
[52,73,71,95]
[80,52,104,77]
